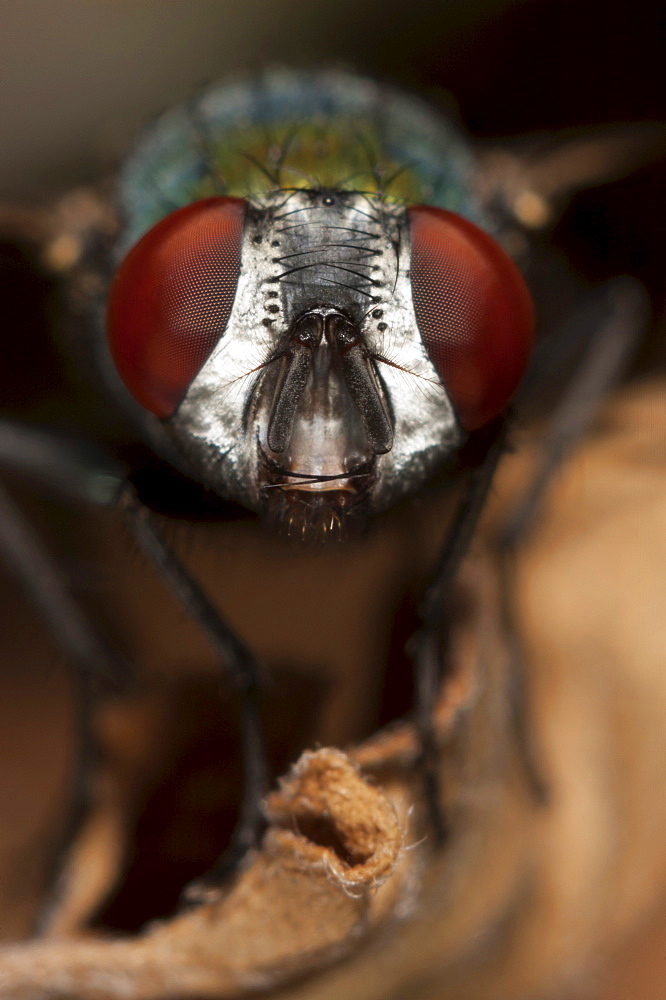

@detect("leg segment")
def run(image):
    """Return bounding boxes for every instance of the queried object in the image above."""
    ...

[0,423,269,912]
[412,277,649,842]
[413,417,510,845]
[495,277,649,798]
[117,485,268,899]
[0,480,128,933]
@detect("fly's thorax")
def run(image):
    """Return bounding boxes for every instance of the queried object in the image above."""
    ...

[165,189,461,532]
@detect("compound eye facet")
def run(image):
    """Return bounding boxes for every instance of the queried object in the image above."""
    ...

[408,205,535,431]
[107,197,246,418]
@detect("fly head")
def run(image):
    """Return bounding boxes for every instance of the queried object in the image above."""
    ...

[164,190,463,537]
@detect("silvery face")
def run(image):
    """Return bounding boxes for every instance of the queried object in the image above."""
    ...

[165,189,462,536]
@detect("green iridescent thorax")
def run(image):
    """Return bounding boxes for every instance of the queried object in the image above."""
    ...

[117,70,488,254]
[186,118,445,205]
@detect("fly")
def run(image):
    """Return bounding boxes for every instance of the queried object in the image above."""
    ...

[0,68,656,940]
[96,70,536,858]
[104,73,534,543]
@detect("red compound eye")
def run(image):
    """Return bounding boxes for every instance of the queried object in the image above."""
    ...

[107,197,246,418]
[408,205,534,431]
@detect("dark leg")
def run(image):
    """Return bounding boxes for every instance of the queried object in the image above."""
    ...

[0,425,269,906]
[412,276,649,840]
[0,481,129,933]
[500,278,649,549]
[117,485,268,901]
[495,277,649,799]
[495,550,549,804]
[413,418,510,845]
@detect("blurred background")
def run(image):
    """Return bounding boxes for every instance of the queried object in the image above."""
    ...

[2,0,665,364]
[1,0,664,198]
[0,1,664,996]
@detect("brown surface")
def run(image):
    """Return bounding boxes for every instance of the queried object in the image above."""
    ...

[0,381,665,998]
[1,3,665,991]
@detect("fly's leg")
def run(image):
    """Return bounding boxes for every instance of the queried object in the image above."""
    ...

[0,477,130,933]
[501,278,649,547]
[0,424,269,909]
[495,277,650,799]
[412,277,649,844]
[413,418,510,845]
[116,486,268,901]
